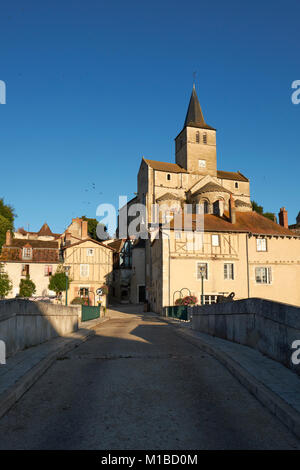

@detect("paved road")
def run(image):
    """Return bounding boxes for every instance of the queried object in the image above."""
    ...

[0,306,299,450]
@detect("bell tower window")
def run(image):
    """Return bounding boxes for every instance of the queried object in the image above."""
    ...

[203,133,207,144]
[196,131,200,143]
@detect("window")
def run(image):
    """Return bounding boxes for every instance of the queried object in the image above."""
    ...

[212,234,220,247]
[196,131,200,143]
[167,174,171,181]
[203,294,218,305]
[87,248,94,257]
[203,200,209,214]
[255,267,272,284]
[235,182,239,189]
[203,133,207,144]
[23,247,32,259]
[175,231,181,239]
[21,264,29,276]
[224,263,234,280]
[198,159,206,168]
[80,264,89,278]
[79,287,89,297]
[44,265,53,276]
[256,238,267,252]
[119,240,132,268]
[197,262,208,280]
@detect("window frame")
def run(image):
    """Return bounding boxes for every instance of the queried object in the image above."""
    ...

[198,159,206,169]
[224,263,234,280]
[255,266,272,284]
[211,234,220,247]
[22,247,32,259]
[256,238,267,252]
[80,264,89,278]
[87,248,95,257]
[44,265,53,277]
[21,264,30,277]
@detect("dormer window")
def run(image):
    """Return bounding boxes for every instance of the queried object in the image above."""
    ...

[203,133,207,144]
[196,131,200,143]
[23,247,32,259]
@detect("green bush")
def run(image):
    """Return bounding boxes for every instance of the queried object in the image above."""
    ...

[19,276,36,298]
[0,264,12,298]
[71,297,86,305]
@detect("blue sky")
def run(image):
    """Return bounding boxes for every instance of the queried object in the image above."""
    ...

[0,0,299,235]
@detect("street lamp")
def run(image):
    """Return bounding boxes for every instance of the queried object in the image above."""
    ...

[198,265,206,306]
[64,266,71,306]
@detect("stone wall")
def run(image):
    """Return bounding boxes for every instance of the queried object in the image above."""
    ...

[191,298,300,374]
[0,299,80,357]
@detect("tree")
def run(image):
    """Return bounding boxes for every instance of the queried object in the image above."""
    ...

[263,212,276,222]
[48,271,71,296]
[19,276,36,298]
[251,201,263,215]
[81,216,108,241]
[0,198,15,225]
[0,263,12,299]
[251,201,276,222]
[0,198,15,251]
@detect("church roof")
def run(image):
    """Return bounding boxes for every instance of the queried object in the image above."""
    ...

[143,158,187,173]
[217,170,249,182]
[183,86,216,131]
[193,182,231,196]
[235,199,252,208]
[38,223,53,236]
[156,192,182,201]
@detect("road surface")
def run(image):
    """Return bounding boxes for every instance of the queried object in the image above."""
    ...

[0,306,299,450]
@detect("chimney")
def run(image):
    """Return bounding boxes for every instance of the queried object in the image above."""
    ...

[229,194,236,224]
[65,231,71,245]
[82,220,88,239]
[278,207,288,228]
[5,230,12,245]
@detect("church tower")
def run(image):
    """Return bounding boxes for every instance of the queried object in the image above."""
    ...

[175,86,217,176]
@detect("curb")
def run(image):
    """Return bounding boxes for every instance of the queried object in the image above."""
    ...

[0,316,111,420]
[163,318,300,440]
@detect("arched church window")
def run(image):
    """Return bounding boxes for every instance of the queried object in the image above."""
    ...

[203,200,209,214]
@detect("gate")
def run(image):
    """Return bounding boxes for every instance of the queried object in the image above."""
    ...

[81,305,100,322]
[166,306,188,321]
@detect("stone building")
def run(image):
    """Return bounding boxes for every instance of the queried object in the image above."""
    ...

[0,218,114,303]
[61,238,114,306]
[0,223,61,297]
[118,85,300,312]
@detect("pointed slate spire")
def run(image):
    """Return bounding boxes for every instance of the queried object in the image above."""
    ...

[184,85,215,130]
